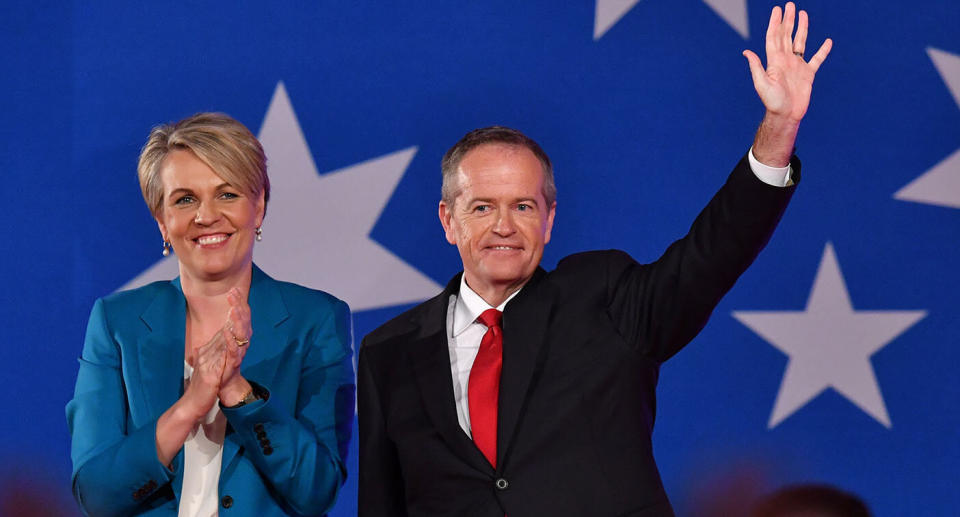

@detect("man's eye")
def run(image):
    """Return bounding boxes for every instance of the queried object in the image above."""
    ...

[474,205,490,213]
[517,203,531,211]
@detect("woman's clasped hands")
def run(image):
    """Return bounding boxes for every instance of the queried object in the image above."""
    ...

[182,287,256,421]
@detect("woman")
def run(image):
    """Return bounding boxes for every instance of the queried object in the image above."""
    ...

[66,113,354,516]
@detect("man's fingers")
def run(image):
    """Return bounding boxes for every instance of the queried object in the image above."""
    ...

[766,5,781,56]
[743,50,768,90]
[781,3,796,50]
[794,9,808,55]
[808,38,832,72]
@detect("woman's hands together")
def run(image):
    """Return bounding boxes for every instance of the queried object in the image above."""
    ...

[219,288,254,407]
[182,288,255,418]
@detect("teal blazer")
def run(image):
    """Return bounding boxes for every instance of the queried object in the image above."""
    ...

[66,265,355,516]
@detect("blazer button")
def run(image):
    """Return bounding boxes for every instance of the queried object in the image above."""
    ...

[263,445,274,455]
[495,478,509,491]
[256,430,267,439]
[221,495,234,508]
[254,423,265,432]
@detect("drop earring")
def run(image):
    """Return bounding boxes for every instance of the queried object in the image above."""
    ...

[255,227,263,242]
[162,240,171,256]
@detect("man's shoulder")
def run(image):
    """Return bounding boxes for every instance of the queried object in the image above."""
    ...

[554,249,635,271]
[361,290,447,351]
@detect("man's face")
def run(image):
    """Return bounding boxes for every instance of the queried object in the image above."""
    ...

[439,144,556,300]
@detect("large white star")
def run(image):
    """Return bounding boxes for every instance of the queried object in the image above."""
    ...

[594,0,748,40]
[894,48,960,209]
[732,243,926,428]
[120,82,442,311]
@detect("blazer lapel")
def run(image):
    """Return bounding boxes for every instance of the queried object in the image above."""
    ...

[409,274,491,473]
[497,267,552,471]
[221,265,290,470]
[137,278,187,425]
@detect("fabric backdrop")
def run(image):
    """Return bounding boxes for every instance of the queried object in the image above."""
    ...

[2,1,957,515]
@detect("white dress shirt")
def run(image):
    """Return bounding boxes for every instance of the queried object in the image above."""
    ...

[179,361,226,517]
[444,149,791,436]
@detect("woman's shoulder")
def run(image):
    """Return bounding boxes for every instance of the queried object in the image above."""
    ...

[254,268,349,317]
[95,279,179,320]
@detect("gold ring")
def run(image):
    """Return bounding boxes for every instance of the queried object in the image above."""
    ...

[234,337,250,347]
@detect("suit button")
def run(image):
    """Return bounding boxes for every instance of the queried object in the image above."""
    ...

[254,423,265,432]
[495,478,509,490]
[221,495,233,508]
[256,430,267,439]
[263,445,274,455]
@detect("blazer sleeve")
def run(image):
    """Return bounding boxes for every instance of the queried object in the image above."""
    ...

[66,298,180,517]
[357,342,408,517]
[604,154,799,362]
[221,297,355,516]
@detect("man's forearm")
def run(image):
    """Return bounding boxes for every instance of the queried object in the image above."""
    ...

[752,111,800,168]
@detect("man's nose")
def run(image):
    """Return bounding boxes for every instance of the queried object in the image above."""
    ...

[492,210,516,236]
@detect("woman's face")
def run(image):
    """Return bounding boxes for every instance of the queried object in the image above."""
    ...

[156,150,264,283]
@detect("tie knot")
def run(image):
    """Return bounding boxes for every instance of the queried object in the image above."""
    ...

[477,308,502,328]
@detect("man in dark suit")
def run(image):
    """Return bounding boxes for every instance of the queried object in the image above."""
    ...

[358,3,832,516]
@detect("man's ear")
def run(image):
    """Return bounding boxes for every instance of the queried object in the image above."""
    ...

[543,201,557,244]
[438,200,457,245]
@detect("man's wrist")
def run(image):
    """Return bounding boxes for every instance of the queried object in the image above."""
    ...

[752,111,800,168]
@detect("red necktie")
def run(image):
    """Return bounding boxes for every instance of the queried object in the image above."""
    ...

[469,308,503,468]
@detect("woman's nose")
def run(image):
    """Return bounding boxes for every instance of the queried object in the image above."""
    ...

[193,201,220,225]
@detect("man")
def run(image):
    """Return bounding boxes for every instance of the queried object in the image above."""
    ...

[359,3,831,516]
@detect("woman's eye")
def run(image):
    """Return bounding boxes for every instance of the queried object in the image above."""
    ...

[174,195,195,205]
[220,192,239,200]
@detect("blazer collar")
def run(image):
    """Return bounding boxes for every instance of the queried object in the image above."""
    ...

[408,267,552,474]
[497,266,552,471]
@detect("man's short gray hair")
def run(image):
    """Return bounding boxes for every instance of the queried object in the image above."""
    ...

[440,126,556,206]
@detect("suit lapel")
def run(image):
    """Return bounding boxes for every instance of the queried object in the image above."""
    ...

[409,274,491,472]
[497,267,552,471]
[138,278,187,425]
[221,265,290,470]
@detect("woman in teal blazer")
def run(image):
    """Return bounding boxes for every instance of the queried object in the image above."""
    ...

[66,113,354,516]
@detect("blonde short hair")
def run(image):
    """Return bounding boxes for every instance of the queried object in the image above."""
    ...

[137,112,270,218]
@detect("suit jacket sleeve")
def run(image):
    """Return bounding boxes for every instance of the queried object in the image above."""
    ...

[221,297,356,516]
[357,341,409,517]
[601,154,798,362]
[66,298,180,517]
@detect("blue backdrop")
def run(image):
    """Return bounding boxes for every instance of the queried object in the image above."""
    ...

[2,1,958,515]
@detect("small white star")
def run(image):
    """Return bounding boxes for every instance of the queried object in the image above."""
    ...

[594,0,748,40]
[120,82,442,311]
[733,243,926,428]
[894,48,960,209]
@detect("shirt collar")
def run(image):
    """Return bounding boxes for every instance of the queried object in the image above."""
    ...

[452,275,520,337]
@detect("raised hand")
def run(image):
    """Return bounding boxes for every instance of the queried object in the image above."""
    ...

[743,2,832,123]
[219,287,254,406]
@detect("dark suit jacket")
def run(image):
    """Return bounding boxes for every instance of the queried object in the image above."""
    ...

[67,265,355,516]
[358,155,799,517]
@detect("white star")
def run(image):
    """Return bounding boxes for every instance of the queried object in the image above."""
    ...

[894,48,960,209]
[593,0,748,40]
[732,243,926,428]
[120,82,442,311]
